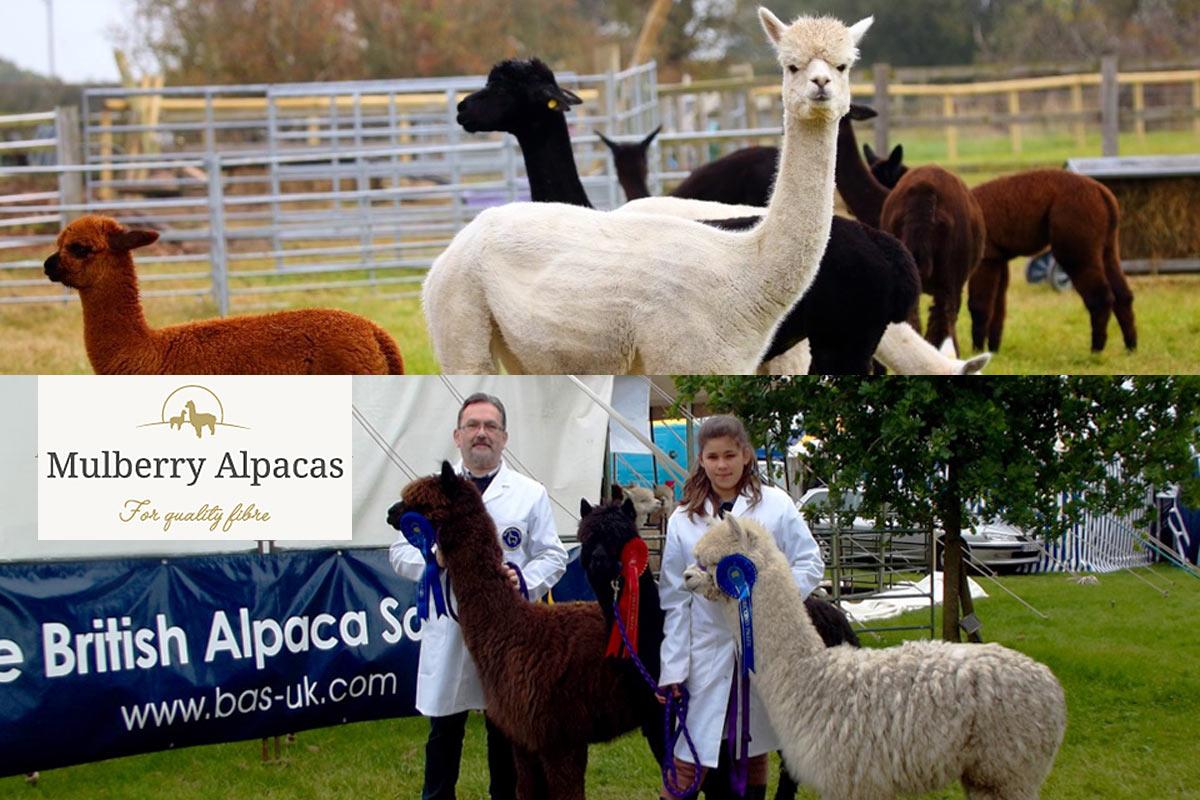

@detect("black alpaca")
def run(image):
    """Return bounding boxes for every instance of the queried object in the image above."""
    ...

[579,495,860,800]
[455,57,919,375]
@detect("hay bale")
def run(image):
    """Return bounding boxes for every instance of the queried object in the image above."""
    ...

[1106,177,1200,260]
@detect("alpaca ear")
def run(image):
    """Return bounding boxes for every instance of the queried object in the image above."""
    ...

[611,484,625,502]
[544,85,583,109]
[621,497,637,520]
[580,498,593,517]
[726,514,746,541]
[848,16,874,46]
[109,228,159,252]
[939,338,958,358]
[848,104,877,121]
[640,125,662,149]
[439,461,459,494]
[596,131,618,152]
[888,144,904,167]
[962,353,992,375]
[758,7,787,46]
[863,143,878,164]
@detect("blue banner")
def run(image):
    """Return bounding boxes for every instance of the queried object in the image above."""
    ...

[0,546,594,777]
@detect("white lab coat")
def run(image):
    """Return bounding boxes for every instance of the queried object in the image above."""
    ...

[389,459,568,717]
[658,484,824,766]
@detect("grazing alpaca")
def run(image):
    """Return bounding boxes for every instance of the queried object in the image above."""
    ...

[43,215,405,375]
[863,151,1136,353]
[578,496,860,800]
[184,400,215,438]
[397,463,647,800]
[597,127,662,201]
[835,109,986,350]
[424,11,873,374]
[971,171,1135,352]
[687,515,1066,800]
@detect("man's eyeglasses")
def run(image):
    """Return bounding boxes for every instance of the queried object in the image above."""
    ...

[460,420,504,433]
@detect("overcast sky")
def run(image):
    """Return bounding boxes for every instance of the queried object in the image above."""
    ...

[1,0,132,83]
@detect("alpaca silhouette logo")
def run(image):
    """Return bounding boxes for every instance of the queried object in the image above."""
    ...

[501,526,523,550]
[137,385,250,438]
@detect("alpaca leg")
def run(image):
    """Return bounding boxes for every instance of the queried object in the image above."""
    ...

[1103,241,1137,350]
[485,716,518,800]
[1070,267,1116,352]
[511,745,546,800]
[538,746,587,800]
[986,262,1010,352]
[924,289,959,354]
[967,260,1003,352]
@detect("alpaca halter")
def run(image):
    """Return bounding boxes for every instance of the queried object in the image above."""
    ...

[398,511,449,621]
[605,537,649,658]
[716,553,758,796]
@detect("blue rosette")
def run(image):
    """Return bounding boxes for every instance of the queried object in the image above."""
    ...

[715,553,757,672]
[399,511,448,621]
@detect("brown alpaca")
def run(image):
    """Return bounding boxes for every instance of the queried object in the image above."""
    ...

[397,462,646,800]
[43,215,405,375]
[968,171,1135,353]
[836,110,985,350]
[865,155,1137,353]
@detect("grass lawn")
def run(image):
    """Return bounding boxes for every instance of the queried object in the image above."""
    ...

[2,262,1197,374]
[3,564,1196,799]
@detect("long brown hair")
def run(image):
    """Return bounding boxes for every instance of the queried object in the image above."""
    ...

[680,415,763,521]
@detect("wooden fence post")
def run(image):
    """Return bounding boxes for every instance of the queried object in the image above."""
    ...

[1008,90,1022,154]
[1071,79,1086,149]
[1193,78,1200,137]
[1132,80,1146,143]
[943,94,958,161]
[55,106,83,224]
[1101,55,1119,157]
[873,63,890,156]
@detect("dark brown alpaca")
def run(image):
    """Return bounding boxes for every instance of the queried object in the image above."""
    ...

[836,108,985,350]
[864,154,1138,353]
[398,463,645,800]
[970,171,1135,353]
[597,127,661,201]
[43,215,405,374]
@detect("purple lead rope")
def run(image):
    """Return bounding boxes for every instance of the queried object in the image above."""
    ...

[611,593,702,799]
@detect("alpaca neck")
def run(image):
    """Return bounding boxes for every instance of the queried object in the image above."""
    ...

[834,116,887,229]
[618,170,651,201]
[78,261,159,374]
[742,566,827,713]
[749,112,839,323]
[514,116,592,207]
[441,511,527,667]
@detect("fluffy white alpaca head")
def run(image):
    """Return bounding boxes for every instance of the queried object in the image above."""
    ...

[759,7,872,123]
[684,514,777,603]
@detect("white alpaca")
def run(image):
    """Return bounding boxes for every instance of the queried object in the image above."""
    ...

[618,196,992,376]
[423,10,873,374]
[686,515,1066,800]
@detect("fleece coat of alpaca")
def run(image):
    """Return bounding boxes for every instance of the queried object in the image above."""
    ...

[969,171,1135,353]
[398,464,646,800]
[833,113,987,351]
[579,496,860,800]
[863,156,1137,354]
[688,516,1067,800]
[44,215,405,375]
[422,12,873,375]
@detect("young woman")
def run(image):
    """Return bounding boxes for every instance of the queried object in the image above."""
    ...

[658,415,824,800]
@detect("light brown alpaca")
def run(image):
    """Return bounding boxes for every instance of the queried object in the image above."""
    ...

[44,215,405,375]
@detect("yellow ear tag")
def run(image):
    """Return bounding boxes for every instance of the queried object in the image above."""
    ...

[547,99,559,109]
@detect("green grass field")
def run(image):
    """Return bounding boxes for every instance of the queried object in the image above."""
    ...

[3,564,1197,799]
